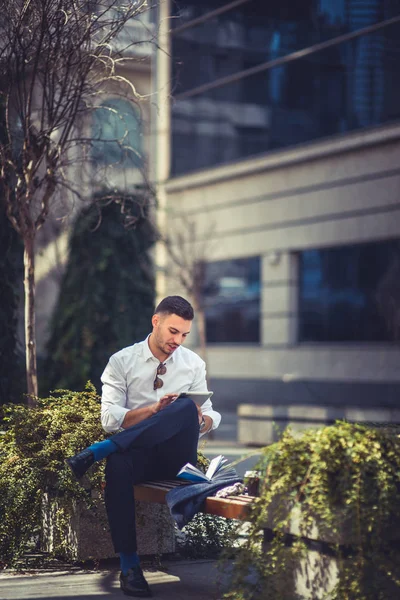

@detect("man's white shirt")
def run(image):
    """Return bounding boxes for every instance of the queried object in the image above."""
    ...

[101,336,221,434]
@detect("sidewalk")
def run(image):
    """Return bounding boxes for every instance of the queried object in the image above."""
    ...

[0,559,229,599]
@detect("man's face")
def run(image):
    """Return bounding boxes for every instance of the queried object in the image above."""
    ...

[151,313,192,356]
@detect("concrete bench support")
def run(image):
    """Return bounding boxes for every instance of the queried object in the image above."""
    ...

[41,493,176,562]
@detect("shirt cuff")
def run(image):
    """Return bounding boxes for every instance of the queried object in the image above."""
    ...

[200,408,221,436]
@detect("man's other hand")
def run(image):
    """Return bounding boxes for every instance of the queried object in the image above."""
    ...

[195,403,213,433]
[194,402,203,424]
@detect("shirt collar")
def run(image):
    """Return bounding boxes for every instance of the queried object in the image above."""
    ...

[142,334,177,364]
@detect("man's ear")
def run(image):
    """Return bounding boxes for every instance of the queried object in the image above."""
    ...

[152,314,159,328]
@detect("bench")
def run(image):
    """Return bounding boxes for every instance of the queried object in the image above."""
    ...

[134,479,255,521]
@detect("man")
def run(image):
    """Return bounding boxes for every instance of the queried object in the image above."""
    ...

[67,296,221,597]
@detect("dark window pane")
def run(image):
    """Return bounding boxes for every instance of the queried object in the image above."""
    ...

[171,2,400,175]
[299,240,400,342]
[172,0,349,96]
[171,0,232,24]
[204,256,260,343]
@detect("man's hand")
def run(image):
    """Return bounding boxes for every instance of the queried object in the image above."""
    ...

[154,393,178,413]
[121,394,178,428]
[121,395,212,432]
[195,403,213,433]
[194,402,203,424]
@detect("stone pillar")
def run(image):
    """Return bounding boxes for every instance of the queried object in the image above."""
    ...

[261,251,298,347]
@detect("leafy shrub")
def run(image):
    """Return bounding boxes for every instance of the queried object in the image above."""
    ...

[0,383,107,567]
[224,422,400,600]
[177,513,237,560]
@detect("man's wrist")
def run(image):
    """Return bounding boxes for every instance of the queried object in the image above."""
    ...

[199,416,206,431]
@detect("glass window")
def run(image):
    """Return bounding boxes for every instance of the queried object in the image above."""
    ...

[171,1,400,175]
[92,98,142,168]
[172,0,348,97]
[172,0,235,25]
[204,256,260,343]
[298,240,400,343]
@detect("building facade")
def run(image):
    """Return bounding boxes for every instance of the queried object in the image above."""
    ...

[154,0,400,420]
[32,8,155,357]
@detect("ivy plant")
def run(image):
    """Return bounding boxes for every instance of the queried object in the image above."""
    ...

[223,422,400,600]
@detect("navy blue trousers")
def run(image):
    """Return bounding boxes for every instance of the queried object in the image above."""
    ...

[104,397,199,553]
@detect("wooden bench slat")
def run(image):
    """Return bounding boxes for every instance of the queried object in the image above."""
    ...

[134,484,172,504]
[203,495,253,520]
[134,479,254,521]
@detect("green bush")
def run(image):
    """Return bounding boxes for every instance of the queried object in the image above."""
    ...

[177,513,237,560]
[0,383,107,567]
[224,422,400,600]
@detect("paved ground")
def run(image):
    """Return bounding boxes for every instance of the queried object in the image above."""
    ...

[0,558,231,600]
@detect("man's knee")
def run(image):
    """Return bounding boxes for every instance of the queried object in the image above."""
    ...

[170,396,198,421]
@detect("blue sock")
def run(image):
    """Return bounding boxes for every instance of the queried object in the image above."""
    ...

[120,551,140,574]
[88,439,117,462]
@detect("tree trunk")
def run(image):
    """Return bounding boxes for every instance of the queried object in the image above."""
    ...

[24,234,38,403]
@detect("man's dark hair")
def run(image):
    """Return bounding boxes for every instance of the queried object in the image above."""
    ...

[155,296,194,320]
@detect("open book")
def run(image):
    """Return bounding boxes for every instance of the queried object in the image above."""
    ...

[176,454,230,483]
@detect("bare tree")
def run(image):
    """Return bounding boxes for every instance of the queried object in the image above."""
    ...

[161,214,217,363]
[0,0,151,400]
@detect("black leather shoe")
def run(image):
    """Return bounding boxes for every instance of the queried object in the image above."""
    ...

[66,448,95,479]
[120,565,152,597]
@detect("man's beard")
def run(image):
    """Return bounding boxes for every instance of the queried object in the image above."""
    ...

[154,332,174,355]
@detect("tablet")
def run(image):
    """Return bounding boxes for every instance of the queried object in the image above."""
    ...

[177,391,213,406]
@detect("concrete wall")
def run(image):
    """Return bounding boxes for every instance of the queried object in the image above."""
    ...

[163,123,400,408]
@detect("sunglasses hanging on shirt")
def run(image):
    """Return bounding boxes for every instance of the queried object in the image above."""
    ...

[153,363,167,390]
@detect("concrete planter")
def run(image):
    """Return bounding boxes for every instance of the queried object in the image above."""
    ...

[41,490,176,562]
[260,499,400,599]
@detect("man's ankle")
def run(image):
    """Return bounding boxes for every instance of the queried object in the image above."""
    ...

[88,439,117,462]
[120,551,140,574]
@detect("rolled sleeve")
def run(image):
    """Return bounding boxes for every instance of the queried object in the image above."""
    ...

[201,402,221,433]
[101,356,130,433]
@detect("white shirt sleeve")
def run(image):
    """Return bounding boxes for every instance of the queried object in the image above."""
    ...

[101,355,130,433]
[188,360,221,433]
